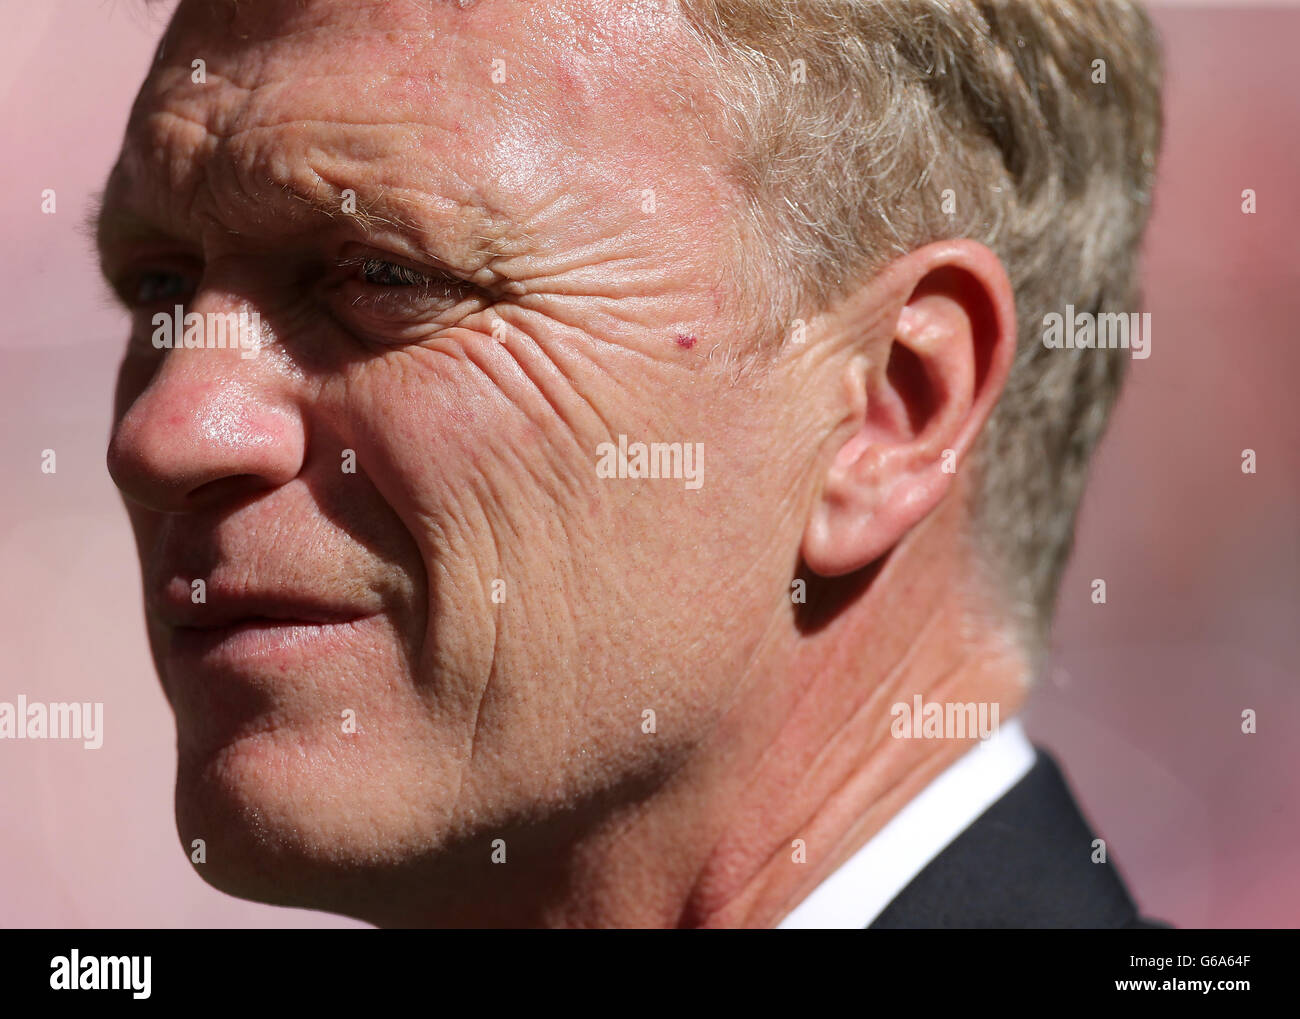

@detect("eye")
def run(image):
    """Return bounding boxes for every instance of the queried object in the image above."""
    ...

[328,251,487,336]
[128,269,195,305]
[358,258,432,287]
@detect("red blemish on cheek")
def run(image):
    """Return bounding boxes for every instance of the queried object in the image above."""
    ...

[675,333,697,350]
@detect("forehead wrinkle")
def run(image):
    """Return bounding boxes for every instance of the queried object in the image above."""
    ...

[112,73,508,254]
[122,47,542,269]
[100,137,520,275]
[133,0,726,274]
[155,2,482,98]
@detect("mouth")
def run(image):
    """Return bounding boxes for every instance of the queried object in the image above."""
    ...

[166,613,381,664]
[152,581,383,667]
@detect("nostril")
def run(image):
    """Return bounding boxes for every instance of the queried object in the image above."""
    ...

[183,473,276,511]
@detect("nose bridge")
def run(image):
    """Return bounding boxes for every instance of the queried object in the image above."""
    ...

[109,285,305,512]
[158,283,265,365]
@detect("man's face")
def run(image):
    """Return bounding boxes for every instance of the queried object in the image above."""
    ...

[101,0,805,917]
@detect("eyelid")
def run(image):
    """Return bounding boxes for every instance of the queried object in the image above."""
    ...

[102,240,202,278]
[327,252,485,330]
[334,246,464,281]
[337,253,420,273]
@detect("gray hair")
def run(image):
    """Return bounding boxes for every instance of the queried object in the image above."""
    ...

[676,0,1164,661]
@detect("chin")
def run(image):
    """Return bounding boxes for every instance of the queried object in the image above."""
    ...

[170,723,466,919]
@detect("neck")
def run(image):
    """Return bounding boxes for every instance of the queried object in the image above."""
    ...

[550,496,1029,928]
[682,541,1028,926]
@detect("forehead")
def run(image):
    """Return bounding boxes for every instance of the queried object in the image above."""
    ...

[104,0,727,260]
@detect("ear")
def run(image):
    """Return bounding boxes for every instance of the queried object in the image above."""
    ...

[801,240,1017,577]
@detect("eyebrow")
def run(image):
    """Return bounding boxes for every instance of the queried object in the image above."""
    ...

[82,190,105,248]
[279,183,523,269]
[92,176,516,276]
[93,199,174,252]
[280,182,426,236]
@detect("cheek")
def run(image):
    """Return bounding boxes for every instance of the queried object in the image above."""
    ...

[325,347,583,675]
[340,341,596,539]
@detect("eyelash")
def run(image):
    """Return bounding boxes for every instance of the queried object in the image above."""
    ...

[343,254,471,295]
[129,269,195,305]
[119,257,465,304]
[335,257,473,323]
[341,256,436,289]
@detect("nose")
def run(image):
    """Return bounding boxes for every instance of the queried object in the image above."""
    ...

[107,295,306,513]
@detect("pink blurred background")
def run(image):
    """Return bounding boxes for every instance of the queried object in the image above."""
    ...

[1,1,1296,928]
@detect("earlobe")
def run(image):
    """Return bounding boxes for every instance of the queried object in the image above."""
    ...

[799,241,1016,578]
[804,450,952,576]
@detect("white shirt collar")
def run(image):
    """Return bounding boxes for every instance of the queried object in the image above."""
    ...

[776,717,1037,929]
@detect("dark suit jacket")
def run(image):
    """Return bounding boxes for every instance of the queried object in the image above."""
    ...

[868,747,1167,929]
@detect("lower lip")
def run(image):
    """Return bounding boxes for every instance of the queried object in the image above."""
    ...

[167,616,377,665]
